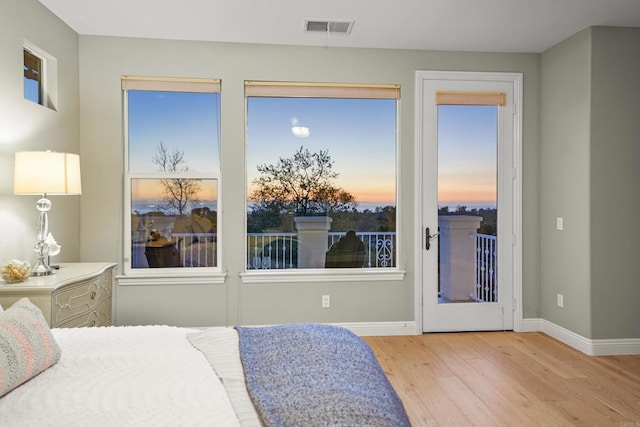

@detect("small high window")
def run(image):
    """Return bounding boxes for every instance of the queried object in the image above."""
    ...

[23,49,42,104]
[23,41,57,110]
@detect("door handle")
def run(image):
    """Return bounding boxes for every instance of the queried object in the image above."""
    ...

[425,227,439,251]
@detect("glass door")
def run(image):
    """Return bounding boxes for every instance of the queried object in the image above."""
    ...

[437,104,498,304]
[419,74,516,332]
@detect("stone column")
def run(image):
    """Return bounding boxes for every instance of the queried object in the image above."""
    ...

[438,215,482,301]
[294,216,333,268]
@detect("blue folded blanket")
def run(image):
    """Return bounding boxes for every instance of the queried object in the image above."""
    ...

[235,323,411,427]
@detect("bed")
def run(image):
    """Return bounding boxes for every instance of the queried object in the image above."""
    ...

[0,298,410,426]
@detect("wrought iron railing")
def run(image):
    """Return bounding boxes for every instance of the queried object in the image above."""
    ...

[328,232,396,268]
[473,233,497,302]
[173,232,217,267]
[137,231,494,295]
[247,233,298,270]
[247,231,397,270]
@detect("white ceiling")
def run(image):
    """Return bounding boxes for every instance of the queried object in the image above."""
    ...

[39,0,640,53]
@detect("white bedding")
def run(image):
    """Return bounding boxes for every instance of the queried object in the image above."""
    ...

[0,325,243,427]
[186,328,263,427]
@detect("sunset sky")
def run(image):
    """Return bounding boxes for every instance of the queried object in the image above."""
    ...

[247,97,397,208]
[438,105,497,208]
[128,90,220,203]
[128,91,497,210]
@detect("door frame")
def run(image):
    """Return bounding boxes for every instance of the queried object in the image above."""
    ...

[413,70,524,334]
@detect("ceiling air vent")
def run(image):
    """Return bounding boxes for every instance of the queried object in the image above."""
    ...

[304,20,354,35]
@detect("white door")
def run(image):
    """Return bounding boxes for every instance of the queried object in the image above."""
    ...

[417,71,522,332]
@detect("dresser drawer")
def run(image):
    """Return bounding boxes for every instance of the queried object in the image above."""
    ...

[52,272,112,325]
[56,298,112,328]
[0,263,116,328]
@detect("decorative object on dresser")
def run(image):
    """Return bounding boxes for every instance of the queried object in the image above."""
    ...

[13,151,82,276]
[0,260,31,283]
[0,263,116,328]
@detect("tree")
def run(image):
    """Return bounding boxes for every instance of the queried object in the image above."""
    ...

[249,146,356,218]
[153,142,201,215]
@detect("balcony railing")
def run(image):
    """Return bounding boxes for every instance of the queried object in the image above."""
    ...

[173,232,217,267]
[247,233,298,270]
[247,231,397,270]
[135,225,495,301]
[473,233,497,302]
[329,232,396,268]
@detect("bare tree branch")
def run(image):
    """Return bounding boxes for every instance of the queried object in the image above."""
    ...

[250,146,356,216]
[153,142,201,215]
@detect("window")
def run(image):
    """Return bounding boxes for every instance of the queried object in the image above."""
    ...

[245,81,399,271]
[122,76,221,274]
[23,49,42,104]
[23,41,57,110]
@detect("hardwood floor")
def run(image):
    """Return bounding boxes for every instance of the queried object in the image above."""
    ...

[363,332,640,426]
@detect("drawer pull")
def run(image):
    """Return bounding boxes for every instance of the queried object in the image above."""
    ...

[90,291,97,299]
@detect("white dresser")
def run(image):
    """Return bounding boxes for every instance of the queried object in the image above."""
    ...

[0,262,116,328]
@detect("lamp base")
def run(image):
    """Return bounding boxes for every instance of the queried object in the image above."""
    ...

[30,259,55,276]
[31,200,55,277]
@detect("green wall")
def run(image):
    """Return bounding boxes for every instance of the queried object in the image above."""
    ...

[541,27,640,339]
[0,0,80,264]
[540,29,593,337]
[590,27,640,339]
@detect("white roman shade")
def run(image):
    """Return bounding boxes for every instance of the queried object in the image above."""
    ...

[245,81,400,99]
[435,91,506,106]
[122,75,220,93]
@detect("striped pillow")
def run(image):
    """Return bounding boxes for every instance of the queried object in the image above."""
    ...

[0,298,61,397]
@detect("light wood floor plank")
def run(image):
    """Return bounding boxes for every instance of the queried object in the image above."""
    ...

[364,332,640,426]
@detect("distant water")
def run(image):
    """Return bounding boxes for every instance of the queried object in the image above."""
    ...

[132,200,493,215]
[244,201,395,213]
[355,202,395,212]
[132,200,217,215]
[439,203,496,211]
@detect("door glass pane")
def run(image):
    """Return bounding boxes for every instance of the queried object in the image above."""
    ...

[437,105,497,303]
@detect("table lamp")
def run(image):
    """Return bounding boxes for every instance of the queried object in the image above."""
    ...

[13,151,82,276]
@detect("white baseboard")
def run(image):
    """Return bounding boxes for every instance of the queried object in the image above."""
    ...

[336,321,417,337]
[520,318,542,332]
[240,319,639,355]
[241,321,417,336]
[519,318,640,356]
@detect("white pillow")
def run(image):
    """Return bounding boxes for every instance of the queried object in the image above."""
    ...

[0,298,61,397]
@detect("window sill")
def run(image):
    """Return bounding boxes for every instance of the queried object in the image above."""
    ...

[116,272,227,286]
[239,269,406,284]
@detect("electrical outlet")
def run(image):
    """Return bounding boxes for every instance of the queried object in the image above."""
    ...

[556,217,564,231]
[557,293,564,308]
[322,295,331,308]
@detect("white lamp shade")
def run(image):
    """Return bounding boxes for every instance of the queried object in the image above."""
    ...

[14,151,82,195]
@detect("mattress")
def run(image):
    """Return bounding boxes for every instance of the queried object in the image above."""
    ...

[0,325,243,426]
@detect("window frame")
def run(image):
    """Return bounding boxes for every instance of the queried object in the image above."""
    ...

[241,80,405,283]
[23,41,58,110]
[121,75,224,280]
